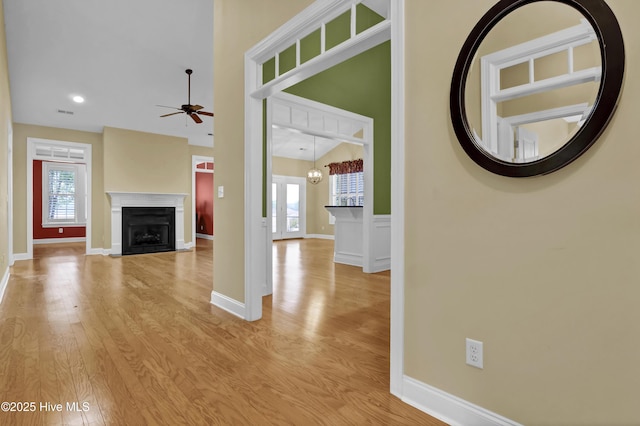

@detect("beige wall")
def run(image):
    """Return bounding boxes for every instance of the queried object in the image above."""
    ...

[0,0,11,275]
[405,0,639,424]
[273,142,363,236]
[11,124,103,253]
[213,0,314,302]
[103,127,192,248]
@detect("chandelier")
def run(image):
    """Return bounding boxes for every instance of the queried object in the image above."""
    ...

[307,136,323,185]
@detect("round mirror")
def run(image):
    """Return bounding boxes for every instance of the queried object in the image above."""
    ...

[450,0,625,177]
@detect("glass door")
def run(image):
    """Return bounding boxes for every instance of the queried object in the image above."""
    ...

[272,175,305,240]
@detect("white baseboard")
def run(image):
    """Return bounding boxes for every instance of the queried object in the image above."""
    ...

[402,376,522,426]
[0,267,9,304]
[210,291,245,319]
[184,242,194,249]
[87,248,108,256]
[13,253,30,261]
[196,233,214,240]
[305,234,334,240]
[33,237,86,245]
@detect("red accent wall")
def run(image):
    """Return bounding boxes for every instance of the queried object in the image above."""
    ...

[195,171,214,236]
[33,160,86,240]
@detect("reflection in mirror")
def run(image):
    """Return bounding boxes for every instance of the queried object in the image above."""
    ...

[464,2,601,163]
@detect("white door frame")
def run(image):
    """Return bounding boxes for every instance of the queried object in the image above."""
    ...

[192,155,215,244]
[244,0,405,395]
[265,92,375,296]
[26,138,93,258]
[7,122,13,266]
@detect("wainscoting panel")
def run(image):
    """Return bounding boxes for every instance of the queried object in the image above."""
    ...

[371,214,391,272]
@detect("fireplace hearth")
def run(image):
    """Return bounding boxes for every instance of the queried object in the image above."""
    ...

[122,207,175,255]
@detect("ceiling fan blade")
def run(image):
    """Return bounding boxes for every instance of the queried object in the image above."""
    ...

[191,105,204,111]
[190,113,203,124]
[196,111,214,117]
[156,104,181,110]
[160,111,184,117]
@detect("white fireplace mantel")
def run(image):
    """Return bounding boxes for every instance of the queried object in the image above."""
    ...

[107,191,188,255]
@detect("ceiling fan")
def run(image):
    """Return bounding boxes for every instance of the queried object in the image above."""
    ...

[158,69,213,124]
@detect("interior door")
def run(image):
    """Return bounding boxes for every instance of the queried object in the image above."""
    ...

[272,175,305,240]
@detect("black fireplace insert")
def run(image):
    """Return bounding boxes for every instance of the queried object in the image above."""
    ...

[122,207,175,255]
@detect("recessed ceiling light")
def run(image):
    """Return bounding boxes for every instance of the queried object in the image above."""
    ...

[72,95,85,103]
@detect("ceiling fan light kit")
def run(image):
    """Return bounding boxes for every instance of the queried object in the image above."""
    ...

[159,69,214,124]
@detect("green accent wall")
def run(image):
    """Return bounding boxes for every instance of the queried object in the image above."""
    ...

[285,40,391,215]
[263,5,391,215]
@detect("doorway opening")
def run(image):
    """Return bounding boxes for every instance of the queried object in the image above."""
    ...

[265,92,377,297]
[26,138,93,259]
[242,0,405,395]
[192,155,214,244]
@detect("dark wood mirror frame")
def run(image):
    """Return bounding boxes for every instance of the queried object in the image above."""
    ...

[450,0,625,177]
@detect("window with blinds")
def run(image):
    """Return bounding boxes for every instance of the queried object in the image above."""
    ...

[42,162,87,226]
[330,171,364,207]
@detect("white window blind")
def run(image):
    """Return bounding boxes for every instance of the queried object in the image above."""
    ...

[42,162,87,226]
[331,171,364,207]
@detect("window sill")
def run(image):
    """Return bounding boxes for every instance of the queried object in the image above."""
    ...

[41,223,87,228]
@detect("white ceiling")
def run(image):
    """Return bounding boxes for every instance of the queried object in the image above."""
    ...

[3,0,380,155]
[271,127,341,162]
[3,0,215,147]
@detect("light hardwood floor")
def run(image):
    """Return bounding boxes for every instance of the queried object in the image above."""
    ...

[1,238,445,425]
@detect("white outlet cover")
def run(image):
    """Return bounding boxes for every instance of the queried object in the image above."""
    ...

[466,338,484,369]
[217,186,224,198]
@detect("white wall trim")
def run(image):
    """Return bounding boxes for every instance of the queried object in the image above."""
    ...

[210,291,246,319]
[0,267,9,304]
[196,233,214,240]
[7,121,14,266]
[87,248,108,256]
[13,253,29,261]
[402,376,523,426]
[389,0,405,397]
[33,237,87,245]
[304,234,334,240]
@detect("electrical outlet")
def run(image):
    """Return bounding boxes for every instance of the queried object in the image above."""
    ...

[58,228,63,234]
[466,338,483,369]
